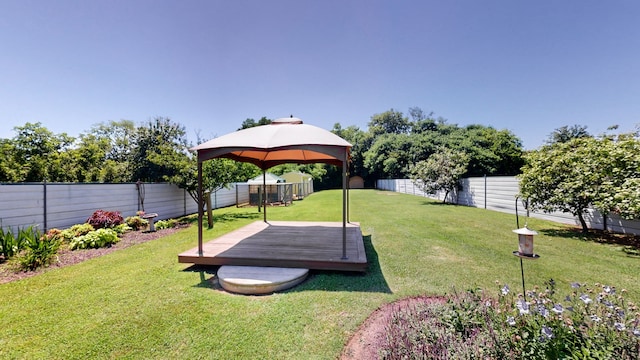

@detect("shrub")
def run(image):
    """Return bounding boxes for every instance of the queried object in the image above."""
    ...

[112,223,132,234]
[0,228,19,259]
[380,280,640,359]
[69,228,119,250]
[60,223,95,243]
[0,226,37,260]
[16,229,60,271]
[86,210,124,229]
[155,219,178,230]
[125,216,148,231]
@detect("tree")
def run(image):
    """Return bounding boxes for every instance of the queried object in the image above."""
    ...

[546,125,590,144]
[410,148,470,203]
[368,109,411,136]
[89,120,136,182]
[130,117,190,182]
[519,138,601,232]
[363,133,416,179]
[331,123,373,184]
[239,116,272,130]
[591,131,640,222]
[520,131,640,232]
[0,139,24,182]
[10,122,75,182]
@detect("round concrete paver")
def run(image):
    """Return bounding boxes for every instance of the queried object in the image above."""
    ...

[217,266,309,295]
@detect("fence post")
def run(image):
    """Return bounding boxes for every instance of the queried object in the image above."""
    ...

[43,180,48,231]
[484,174,487,209]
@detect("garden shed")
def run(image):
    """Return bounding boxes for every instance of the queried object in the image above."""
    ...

[281,171,314,200]
[247,173,291,205]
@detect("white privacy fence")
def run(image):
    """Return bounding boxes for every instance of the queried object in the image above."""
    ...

[377,177,640,235]
[0,182,249,232]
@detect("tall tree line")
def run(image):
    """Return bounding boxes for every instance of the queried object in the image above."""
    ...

[330,107,525,188]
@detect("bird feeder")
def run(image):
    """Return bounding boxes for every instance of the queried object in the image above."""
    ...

[512,226,539,258]
[512,225,540,298]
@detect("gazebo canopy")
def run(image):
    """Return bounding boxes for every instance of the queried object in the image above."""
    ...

[191,117,351,168]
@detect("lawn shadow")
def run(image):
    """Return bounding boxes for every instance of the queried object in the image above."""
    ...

[539,227,640,257]
[419,200,456,206]
[182,264,224,290]
[287,234,392,294]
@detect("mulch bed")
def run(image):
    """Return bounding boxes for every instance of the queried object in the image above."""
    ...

[0,226,186,285]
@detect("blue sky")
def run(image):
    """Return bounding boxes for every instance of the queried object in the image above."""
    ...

[1,0,638,149]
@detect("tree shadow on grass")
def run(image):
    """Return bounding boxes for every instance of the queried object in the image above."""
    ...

[539,227,640,257]
[180,211,261,225]
[419,200,456,206]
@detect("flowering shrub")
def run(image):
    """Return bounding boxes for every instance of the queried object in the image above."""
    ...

[499,280,640,359]
[86,210,124,229]
[380,280,640,359]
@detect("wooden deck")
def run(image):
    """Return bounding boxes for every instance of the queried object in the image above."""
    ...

[178,221,367,272]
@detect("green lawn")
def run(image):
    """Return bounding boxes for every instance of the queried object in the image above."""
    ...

[1,190,638,359]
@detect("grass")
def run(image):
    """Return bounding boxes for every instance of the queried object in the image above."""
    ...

[1,190,639,358]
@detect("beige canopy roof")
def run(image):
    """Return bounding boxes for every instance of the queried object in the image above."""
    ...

[192,117,351,168]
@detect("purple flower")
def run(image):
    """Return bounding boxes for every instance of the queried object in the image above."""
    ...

[633,329,640,337]
[571,282,581,288]
[615,322,626,331]
[552,304,564,314]
[601,299,614,309]
[506,316,516,326]
[516,299,530,315]
[580,294,592,304]
[537,304,549,318]
[603,285,615,295]
[590,315,601,322]
[501,284,510,296]
[541,326,553,339]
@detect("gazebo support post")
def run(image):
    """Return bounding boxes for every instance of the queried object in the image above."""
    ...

[263,169,267,223]
[341,155,348,260]
[197,161,203,255]
[347,170,350,224]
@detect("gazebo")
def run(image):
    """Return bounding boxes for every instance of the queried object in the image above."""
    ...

[178,117,367,272]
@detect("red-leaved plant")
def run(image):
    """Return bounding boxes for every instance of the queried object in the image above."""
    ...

[86,210,124,229]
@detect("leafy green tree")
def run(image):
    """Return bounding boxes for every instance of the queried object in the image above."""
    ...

[520,131,640,232]
[238,116,272,130]
[363,133,416,179]
[591,131,640,222]
[519,137,601,232]
[130,117,190,182]
[410,147,470,203]
[368,109,411,136]
[10,122,76,182]
[0,139,25,182]
[331,123,373,184]
[546,125,590,144]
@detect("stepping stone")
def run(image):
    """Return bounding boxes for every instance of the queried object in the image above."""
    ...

[217,266,309,295]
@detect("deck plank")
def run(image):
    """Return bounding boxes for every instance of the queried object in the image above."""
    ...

[178,221,367,272]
